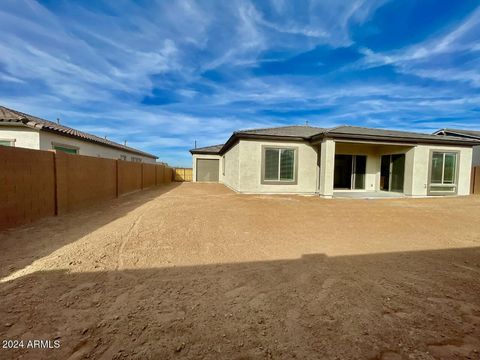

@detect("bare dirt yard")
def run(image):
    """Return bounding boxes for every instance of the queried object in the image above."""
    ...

[1,183,480,360]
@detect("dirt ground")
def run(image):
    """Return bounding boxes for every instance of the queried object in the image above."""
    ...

[1,183,480,360]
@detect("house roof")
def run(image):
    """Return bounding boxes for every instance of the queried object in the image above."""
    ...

[319,125,479,144]
[189,144,224,155]
[434,128,480,140]
[0,106,158,159]
[193,124,479,155]
[236,125,326,138]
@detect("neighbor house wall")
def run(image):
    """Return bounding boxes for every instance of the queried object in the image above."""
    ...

[192,154,221,182]
[39,131,156,163]
[237,139,318,194]
[411,145,473,196]
[0,126,40,149]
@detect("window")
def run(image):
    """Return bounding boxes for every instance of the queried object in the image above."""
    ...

[0,139,15,147]
[131,156,142,162]
[120,155,127,161]
[429,151,458,194]
[262,147,297,184]
[53,145,78,154]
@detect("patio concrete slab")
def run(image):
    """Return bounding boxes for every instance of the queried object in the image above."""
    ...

[333,191,406,199]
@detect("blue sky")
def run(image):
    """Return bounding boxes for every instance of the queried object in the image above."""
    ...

[0,0,479,166]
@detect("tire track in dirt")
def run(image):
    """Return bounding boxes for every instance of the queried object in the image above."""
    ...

[116,214,141,271]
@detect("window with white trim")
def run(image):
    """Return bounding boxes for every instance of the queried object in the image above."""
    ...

[0,139,15,147]
[263,147,296,182]
[430,151,458,193]
[53,144,78,154]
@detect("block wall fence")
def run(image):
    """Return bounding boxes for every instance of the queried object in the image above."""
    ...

[0,146,174,230]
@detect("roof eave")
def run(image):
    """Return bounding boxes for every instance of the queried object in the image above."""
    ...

[190,150,221,155]
[319,132,479,147]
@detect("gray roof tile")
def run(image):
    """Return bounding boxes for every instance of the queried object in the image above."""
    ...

[237,125,325,138]
[190,144,224,154]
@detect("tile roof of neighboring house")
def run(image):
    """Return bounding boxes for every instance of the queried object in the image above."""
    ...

[0,106,158,159]
[189,144,224,154]
[192,124,479,155]
[434,128,480,140]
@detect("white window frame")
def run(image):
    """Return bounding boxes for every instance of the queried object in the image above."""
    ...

[0,138,16,147]
[428,150,459,195]
[52,142,79,154]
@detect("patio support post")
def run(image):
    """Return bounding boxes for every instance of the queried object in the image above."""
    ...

[319,139,335,198]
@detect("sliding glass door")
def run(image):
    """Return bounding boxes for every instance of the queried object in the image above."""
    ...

[334,155,367,190]
[380,154,405,193]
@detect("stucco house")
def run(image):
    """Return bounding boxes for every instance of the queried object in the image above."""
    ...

[0,106,157,163]
[434,129,480,167]
[190,125,478,197]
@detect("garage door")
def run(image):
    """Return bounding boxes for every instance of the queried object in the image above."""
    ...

[196,159,219,182]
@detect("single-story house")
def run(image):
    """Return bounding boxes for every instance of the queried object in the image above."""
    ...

[433,128,480,167]
[190,125,479,197]
[0,105,157,163]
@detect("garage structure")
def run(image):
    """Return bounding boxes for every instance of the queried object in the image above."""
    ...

[196,158,220,182]
[190,144,223,183]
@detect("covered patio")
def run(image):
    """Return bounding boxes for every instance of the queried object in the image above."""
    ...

[317,139,415,197]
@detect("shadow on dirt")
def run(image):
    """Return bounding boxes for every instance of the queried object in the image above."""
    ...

[0,183,181,279]
[1,247,479,360]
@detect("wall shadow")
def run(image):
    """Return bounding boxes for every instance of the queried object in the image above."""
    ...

[0,183,181,279]
[1,247,479,360]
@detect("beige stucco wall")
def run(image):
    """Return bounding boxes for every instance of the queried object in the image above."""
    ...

[194,138,473,197]
[220,141,240,190]
[39,132,156,163]
[237,139,318,194]
[0,126,40,149]
[319,139,335,197]
[410,145,472,196]
[192,153,221,182]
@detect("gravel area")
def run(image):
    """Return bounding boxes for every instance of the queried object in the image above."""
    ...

[1,182,480,359]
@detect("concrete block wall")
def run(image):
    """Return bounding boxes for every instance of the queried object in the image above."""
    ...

[0,146,56,229]
[142,163,156,189]
[55,152,117,214]
[0,147,174,230]
[117,161,142,196]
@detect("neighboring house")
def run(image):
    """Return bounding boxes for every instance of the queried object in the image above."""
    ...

[0,106,157,163]
[190,125,479,197]
[433,129,480,167]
